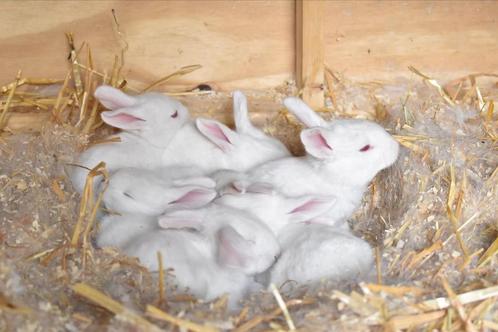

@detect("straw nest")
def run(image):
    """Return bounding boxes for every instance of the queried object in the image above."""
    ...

[0,32,497,332]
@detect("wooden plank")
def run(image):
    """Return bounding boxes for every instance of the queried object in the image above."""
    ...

[296,0,325,108]
[323,1,498,81]
[1,0,497,92]
[0,0,294,91]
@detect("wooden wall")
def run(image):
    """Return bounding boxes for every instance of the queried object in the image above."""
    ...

[1,1,497,90]
[0,0,295,90]
[325,1,498,81]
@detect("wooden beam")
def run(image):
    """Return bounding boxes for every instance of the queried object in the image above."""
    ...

[296,0,325,109]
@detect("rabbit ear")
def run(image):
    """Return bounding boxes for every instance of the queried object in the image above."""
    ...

[172,177,216,189]
[94,85,137,110]
[100,108,146,130]
[216,226,252,269]
[300,128,334,159]
[284,97,327,127]
[196,118,239,152]
[233,91,266,139]
[166,186,216,209]
[287,195,336,223]
[233,90,250,132]
[158,209,204,230]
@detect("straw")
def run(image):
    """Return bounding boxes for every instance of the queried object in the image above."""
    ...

[270,283,296,331]
[72,283,162,331]
[146,305,219,332]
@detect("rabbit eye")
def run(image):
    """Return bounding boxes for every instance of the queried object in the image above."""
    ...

[359,144,372,152]
[171,110,178,118]
[123,192,135,199]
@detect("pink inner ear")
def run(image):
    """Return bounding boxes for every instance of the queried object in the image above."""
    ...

[309,132,332,151]
[218,228,247,268]
[290,199,325,214]
[203,122,231,144]
[169,189,212,205]
[105,112,145,124]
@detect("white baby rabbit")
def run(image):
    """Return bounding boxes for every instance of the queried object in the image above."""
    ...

[70,86,190,193]
[123,229,260,309]
[96,182,216,248]
[224,97,400,225]
[284,97,399,187]
[155,203,280,274]
[267,223,374,286]
[124,203,280,308]
[215,188,341,235]
[103,166,216,216]
[159,91,290,173]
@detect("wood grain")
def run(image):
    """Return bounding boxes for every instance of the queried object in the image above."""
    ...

[0,0,294,91]
[296,0,325,108]
[0,1,497,93]
[324,1,498,81]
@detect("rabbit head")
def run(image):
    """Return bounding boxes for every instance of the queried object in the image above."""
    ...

[284,97,399,185]
[95,85,190,148]
[104,167,216,215]
[195,117,289,171]
[300,121,399,185]
[157,205,280,275]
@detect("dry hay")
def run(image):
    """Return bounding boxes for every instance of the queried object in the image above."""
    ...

[1,32,497,332]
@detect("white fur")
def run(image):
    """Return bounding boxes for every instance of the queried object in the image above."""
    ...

[70,86,190,193]
[96,214,158,249]
[268,223,374,286]
[215,190,342,235]
[156,203,280,274]
[71,90,289,193]
[284,96,399,179]
[124,229,261,309]
[159,91,290,172]
[123,203,280,308]
[158,120,290,173]
[222,97,400,225]
[103,166,216,216]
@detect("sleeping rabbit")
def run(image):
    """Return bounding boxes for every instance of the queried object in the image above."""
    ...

[103,166,215,216]
[267,223,374,286]
[96,180,217,248]
[123,203,280,309]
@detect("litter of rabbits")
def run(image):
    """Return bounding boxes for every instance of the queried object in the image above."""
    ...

[1,34,497,332]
